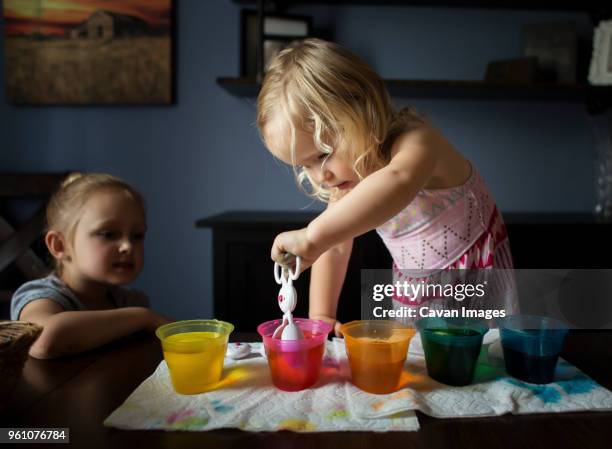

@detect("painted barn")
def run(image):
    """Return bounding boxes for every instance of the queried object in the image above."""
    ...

[70,10,150,40]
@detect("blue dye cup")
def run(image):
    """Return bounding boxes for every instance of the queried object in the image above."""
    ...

[497,315,569,384]
[416,317,489,386]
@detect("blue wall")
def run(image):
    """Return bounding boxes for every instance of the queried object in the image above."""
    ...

[0,1,596,319]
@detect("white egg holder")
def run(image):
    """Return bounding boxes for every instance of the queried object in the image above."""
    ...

[272,256,304,340]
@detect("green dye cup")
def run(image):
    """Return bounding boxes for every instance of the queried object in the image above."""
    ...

[416,317,489,386]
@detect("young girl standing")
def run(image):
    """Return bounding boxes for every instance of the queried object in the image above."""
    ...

[257,38,517,333]
[11,173,171,358]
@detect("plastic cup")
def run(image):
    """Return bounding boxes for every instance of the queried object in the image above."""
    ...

[340,320,415,394]
[497,315,569,384]
[156,319,234,394]
[416,317,488,386]
[258,318,332,391]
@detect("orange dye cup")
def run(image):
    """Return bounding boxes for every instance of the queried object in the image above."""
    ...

[340,320,415,394]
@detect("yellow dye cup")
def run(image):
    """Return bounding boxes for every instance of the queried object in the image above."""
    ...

[156,319,234,394]
[341,320,415,394]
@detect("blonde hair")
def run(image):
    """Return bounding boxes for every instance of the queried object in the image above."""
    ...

[257,38,424,202]
[46,173,145,272]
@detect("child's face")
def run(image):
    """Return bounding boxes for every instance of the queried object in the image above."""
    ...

[67,189,146,286]
[264,115,359,192]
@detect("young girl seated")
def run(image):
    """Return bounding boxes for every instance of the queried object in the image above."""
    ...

[11,173,172,359]
[257,39,517,333]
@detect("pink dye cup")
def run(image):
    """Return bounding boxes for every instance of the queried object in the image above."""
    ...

[257,318,332,391]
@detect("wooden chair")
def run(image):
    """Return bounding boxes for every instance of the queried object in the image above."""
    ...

[0,173,67,319]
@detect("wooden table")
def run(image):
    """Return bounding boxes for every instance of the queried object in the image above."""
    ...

[2,331,612,448]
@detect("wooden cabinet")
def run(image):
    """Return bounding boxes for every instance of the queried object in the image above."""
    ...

[198,211,612,331]
[503,215,612,269]
[197,211,389,331]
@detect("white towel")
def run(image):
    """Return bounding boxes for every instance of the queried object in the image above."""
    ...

[340,331,612,419]
[105,332,612,433]
[104,341,419,433]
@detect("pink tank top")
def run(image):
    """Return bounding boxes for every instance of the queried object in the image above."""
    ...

[376,166,502,273]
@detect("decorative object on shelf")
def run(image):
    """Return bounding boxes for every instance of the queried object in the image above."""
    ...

[2,0,174,105]
[241,9,311,78]
[522,22,577,83]
[484,57,538,84]
[593,110,612,220]
[589,20,612,86]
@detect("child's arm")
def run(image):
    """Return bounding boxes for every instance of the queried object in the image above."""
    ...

[309,237,353,337]
[308,197,353,336]
[272,126,439,268]
[19,299,171,359]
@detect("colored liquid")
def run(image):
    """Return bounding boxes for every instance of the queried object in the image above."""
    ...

[162,331,227,394]
[429,328,481,338]
[502,345,559,384]
[422,328,483,386]
[345,335,411,394]
[266,331,325,391]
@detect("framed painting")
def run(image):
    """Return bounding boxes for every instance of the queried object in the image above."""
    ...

[3,0,174,105]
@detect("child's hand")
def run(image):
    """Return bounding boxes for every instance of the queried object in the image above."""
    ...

[310,314,343,338]
[271,227,325,273]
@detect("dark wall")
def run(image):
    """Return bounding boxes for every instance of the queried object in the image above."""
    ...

[0,1,597,319]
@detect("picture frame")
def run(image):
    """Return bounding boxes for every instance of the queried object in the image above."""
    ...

[589,20,612,86]
[521,22,576,84]
[3,0,174,105]
[241,10,312,78]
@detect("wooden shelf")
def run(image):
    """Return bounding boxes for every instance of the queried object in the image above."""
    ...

[225,1,612,112]
[217,77,612,110]
[232,0,606,12]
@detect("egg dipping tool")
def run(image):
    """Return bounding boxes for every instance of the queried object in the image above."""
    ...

[273,256,304,340]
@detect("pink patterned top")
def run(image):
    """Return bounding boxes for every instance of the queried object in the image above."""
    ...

[376,165,516,308]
